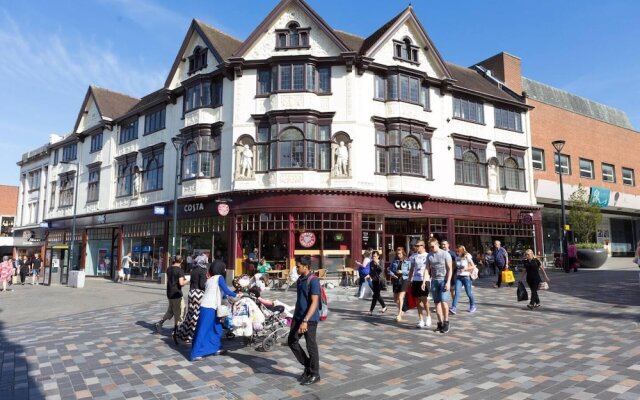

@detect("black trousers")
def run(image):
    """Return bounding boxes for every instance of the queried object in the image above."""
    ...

[528,281,540,305]
[20,269,28,284]
[495,266,507,287]
[370,280,386,312]
[288,320,320,376]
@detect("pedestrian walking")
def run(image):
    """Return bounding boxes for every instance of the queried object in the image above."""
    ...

[441,241,458,300]
[493,240,509,288]
[174,256,209,344]
[31,253,42,285]
[288,255,321,386]
[635,240,640,267]
[355,249,372,297]
[121,252,137,282]
[389,247,411,322]
[155,256,186,338]
[567,241,578,273]
[450,245,476,314]
[426,238,453,333]
[367,251,387,315]
[520,249,550,309]
[1,256,14,292]
[410,240,432,329]
[18,255,30,285]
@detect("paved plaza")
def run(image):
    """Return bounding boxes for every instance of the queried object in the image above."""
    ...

[1,260,639,400]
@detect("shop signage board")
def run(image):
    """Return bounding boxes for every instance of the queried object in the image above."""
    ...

[589,187,610,208]
[153,206,166,215]
[217,203,230,216]
[299,232,316,248]
[184,202,205,213]
[393,200,424,210]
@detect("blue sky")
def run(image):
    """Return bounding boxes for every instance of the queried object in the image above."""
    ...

[1,0,639,186]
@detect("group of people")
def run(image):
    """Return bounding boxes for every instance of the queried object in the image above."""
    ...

[0,253,43,291]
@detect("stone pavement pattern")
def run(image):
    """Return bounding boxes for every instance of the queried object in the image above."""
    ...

[0,261,639,400]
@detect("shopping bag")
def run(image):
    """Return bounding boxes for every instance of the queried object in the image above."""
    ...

[502,270,515,284]
[538,281,549,290]
[358,282,373,299]
[517,281,528,302]
[405,285,418,310]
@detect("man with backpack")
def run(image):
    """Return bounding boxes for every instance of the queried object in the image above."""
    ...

[288,255,321,386]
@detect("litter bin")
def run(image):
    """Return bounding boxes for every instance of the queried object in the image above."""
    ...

[68,270,85,288]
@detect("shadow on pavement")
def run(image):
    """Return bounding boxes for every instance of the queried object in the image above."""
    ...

[228,352,299,378]
[0,316,45,399]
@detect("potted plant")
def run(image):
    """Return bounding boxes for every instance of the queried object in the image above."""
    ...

[568,184,606,268]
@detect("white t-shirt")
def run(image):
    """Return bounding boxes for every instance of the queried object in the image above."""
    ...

[412,252,429,282]
[456,254,474,277]
[122,255,132,269]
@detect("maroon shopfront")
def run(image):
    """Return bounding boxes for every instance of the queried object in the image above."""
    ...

[225,190,542,276]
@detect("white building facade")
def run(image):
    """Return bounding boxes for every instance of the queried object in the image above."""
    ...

[15,0,540,282]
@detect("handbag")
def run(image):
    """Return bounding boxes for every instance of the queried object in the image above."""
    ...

[502,270,515,284]
[538,281,549,290]
[217,304,230,318]
[517,281,528,302]
[470,267,479,280]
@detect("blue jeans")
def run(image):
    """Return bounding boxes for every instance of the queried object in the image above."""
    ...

[452,276,475,308]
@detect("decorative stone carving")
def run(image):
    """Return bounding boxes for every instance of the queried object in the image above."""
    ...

[334,141,349,176]
[331,134,352,178]
[488,158,501,195]
[278,173,303,185]
[235,139,256,180]
[132,166,141,198]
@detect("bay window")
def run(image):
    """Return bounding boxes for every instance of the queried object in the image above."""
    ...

[374,119,432,177]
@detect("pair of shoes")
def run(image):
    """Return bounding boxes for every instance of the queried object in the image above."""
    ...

[213,349,228,356]
[416,319,425,329]
[381,307,387,313]
[425,316,432,327]
[300,375,321,386]
[493,284,499,288]
[469,305,476,313]
[449,306,457,315]
[533,304,541,308]
[154,322,162,334]
[172,331,179,345]
[434,322,443,333]
[527,304,534,310]
[297,369,311,382]
[366,311,373,316]
[440,321,450,333]
[395,316,402,323]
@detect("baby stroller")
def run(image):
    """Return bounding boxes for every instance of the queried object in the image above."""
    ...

[248,287,293,351]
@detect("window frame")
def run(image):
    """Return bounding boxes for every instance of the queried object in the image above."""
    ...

[90,132,103,153]
[621,167,635,186]
[579,158,594,179]
[601,163,616,183]
[115,153,137,197]
[119,118,139,144]
[184,78,223,114]
[554,153,571,175]
[392,38,420,64]
[494,106,523,132]
[375,72,429,109]
[141,146,164,193]
[86,165,100,203]
[62,143,78,162]
[453,138,489,187]
[58,172,75,207]
[274,22,311,50]
[179,128,221,180]
[143,107,166,135]
[374,121,432,178]
[187,46,208,75]
[496,148,527,191]
[261,63,331,95]
[453,96,485,124]
[531,148,545,170]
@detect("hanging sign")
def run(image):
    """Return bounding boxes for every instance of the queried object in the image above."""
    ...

[217,203,230,216]
[299,232,316,248]
[589,187,610,208]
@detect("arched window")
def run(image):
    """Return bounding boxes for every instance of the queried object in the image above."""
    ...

[288,22,300,47]
[276,21,310,49]
[394,37,419,62]
[183,142,198,179]
[462,151,481,185]
[500,156,526,191]
[403,38,412,60]
[279,128,305,168]
[401,137,422,175]
[188,46,207,75]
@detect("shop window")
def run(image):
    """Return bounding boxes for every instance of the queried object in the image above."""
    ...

[375,122,432,178]
[187,46,208,75]
[622,167,635,186]
[116,153,137,197]
[275,21,310,49]
[602,163,615,182]
[123,222,166,280]
[58,172,75,207]
[87,165,100,203]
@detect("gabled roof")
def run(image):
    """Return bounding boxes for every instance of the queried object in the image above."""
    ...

[358,6,452,80]
[334,30,364,52]
[446,63,525,106]
[232,0,351,57]
[72,86,139,133]
[118,88,171,121]
[522,78,634,130]
[163,19,243,88]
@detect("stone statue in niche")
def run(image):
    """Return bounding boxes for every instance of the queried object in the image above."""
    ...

[488,160,500,194]
[236,143,255,179]
[334,141,349,176]
[132,165,141,198]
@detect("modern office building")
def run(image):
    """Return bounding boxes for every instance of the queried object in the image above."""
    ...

[15,0,541,282]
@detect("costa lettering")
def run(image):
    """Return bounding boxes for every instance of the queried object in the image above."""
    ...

[184,203,205,213]
[394,200,423,211]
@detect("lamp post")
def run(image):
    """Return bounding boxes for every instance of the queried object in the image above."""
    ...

[552,140,568,272]
[60,161,80,278]
[170,136,184,258]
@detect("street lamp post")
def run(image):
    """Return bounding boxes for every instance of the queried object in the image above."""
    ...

[170,136,184,258]
[60,161,80,277]
[552,140,568,272]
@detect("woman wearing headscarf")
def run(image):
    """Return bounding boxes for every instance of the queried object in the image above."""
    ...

[191,260,241,361]
[174,256,208,344]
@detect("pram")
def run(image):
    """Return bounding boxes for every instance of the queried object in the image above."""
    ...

[223,276,292,351]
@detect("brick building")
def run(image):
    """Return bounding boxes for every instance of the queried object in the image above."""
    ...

[477,53,640,257]
[0,185,19,257]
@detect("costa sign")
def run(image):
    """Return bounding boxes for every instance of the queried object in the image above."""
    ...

[299,232,316,248]
[184,202,205,213]
[394,200,423,211]
[217,203,230,216]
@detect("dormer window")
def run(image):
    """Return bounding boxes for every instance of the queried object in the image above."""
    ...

[187,46,208,75]
[393,38,419,64]
[275,21,310,49]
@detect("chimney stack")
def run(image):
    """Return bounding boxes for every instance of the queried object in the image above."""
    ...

[476,52,522,95]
